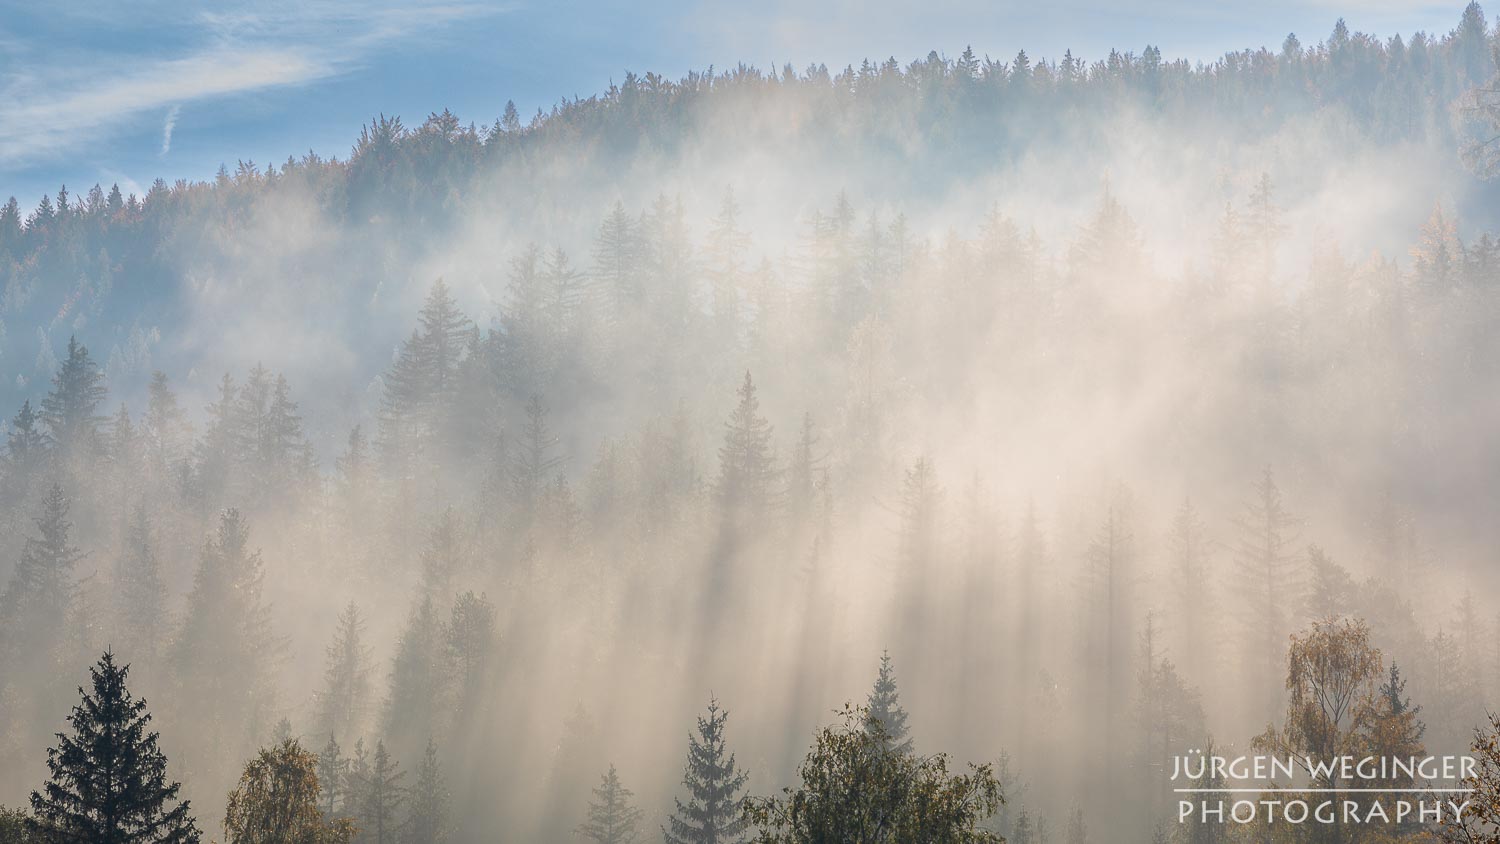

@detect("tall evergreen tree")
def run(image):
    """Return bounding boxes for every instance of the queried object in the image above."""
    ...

[663,699,749,844]
[865,651,913,755]
[316,735,347,819]
[4,400,48,502]
[316,602,373,745]
[28,651,201,844]
[2,485,84,653]
[404,741,448,844]
[715,372,775,520]
[40,337,107,459]
[171,510,276,778]
[384,596,446,753]
[577,765,642,844]
[113,504,166,663]
[351,741,405,844]
[1231,467,1300,717]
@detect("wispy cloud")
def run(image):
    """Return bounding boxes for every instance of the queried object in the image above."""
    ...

[160,105,182,156]
[0,2,495,169]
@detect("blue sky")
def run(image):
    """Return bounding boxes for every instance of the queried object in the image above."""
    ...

[0,0,1469,207]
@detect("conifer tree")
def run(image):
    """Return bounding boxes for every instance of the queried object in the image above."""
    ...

[40,336,107,459]
[28,651,201,844]
[1231,467,1300,716]
[4,399,48,502]
[715,372,775,520]
[577,765,642,844]
[1358,663,1425,795]
[316,602,373,745]
[444,591,495,724]
[1064,809,1086,844]
[114,504,166,662]
[1166,498,1210,682]
[351,741,405,844]
[663,699,749,844]
[316,735,347,818]
[404,741,448,844]
[1,485,84,656]
[384,596,446,752]
[593,202,642,318]
[865,651,913,755]
[511,395,563,527]
[172,510,276,775]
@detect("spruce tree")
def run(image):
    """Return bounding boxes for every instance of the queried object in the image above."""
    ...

[715,372,775,520]
[351,741,405,844]
[865,651,913,755]
[404,741,448,844]
[578,765,641,844]
[317,602,373,745]
[28,651,200,844]
[171,510,276,777]
[663,699,749,844]
[316,735,347,818]
[114,504,166,662]
[511,395,562,527]
[4,399,48,500]
[1,485,84,652]
[443,591,495,723]
[1231,467,1300,716]
[383,596,445,752]
[40,336,107,458]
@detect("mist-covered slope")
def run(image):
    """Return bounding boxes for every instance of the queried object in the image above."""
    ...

[3,6,1500,842]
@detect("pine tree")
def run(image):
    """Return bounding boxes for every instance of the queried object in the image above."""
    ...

[577,765,642,844]
[28,651,201,844]
[404,741,448,844]
[351,741,405,844]
[865,651,913,755]
[40,336,107,458]
[663,699,749,844]
[316,602,373,745]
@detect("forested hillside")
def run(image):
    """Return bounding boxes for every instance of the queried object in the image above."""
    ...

[3,5,1500,843]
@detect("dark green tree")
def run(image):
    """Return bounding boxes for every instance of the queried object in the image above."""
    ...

[664,699,749,844]
[28,651,201,844]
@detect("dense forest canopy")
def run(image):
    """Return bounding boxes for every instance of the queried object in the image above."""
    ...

[3,4,1500,843]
